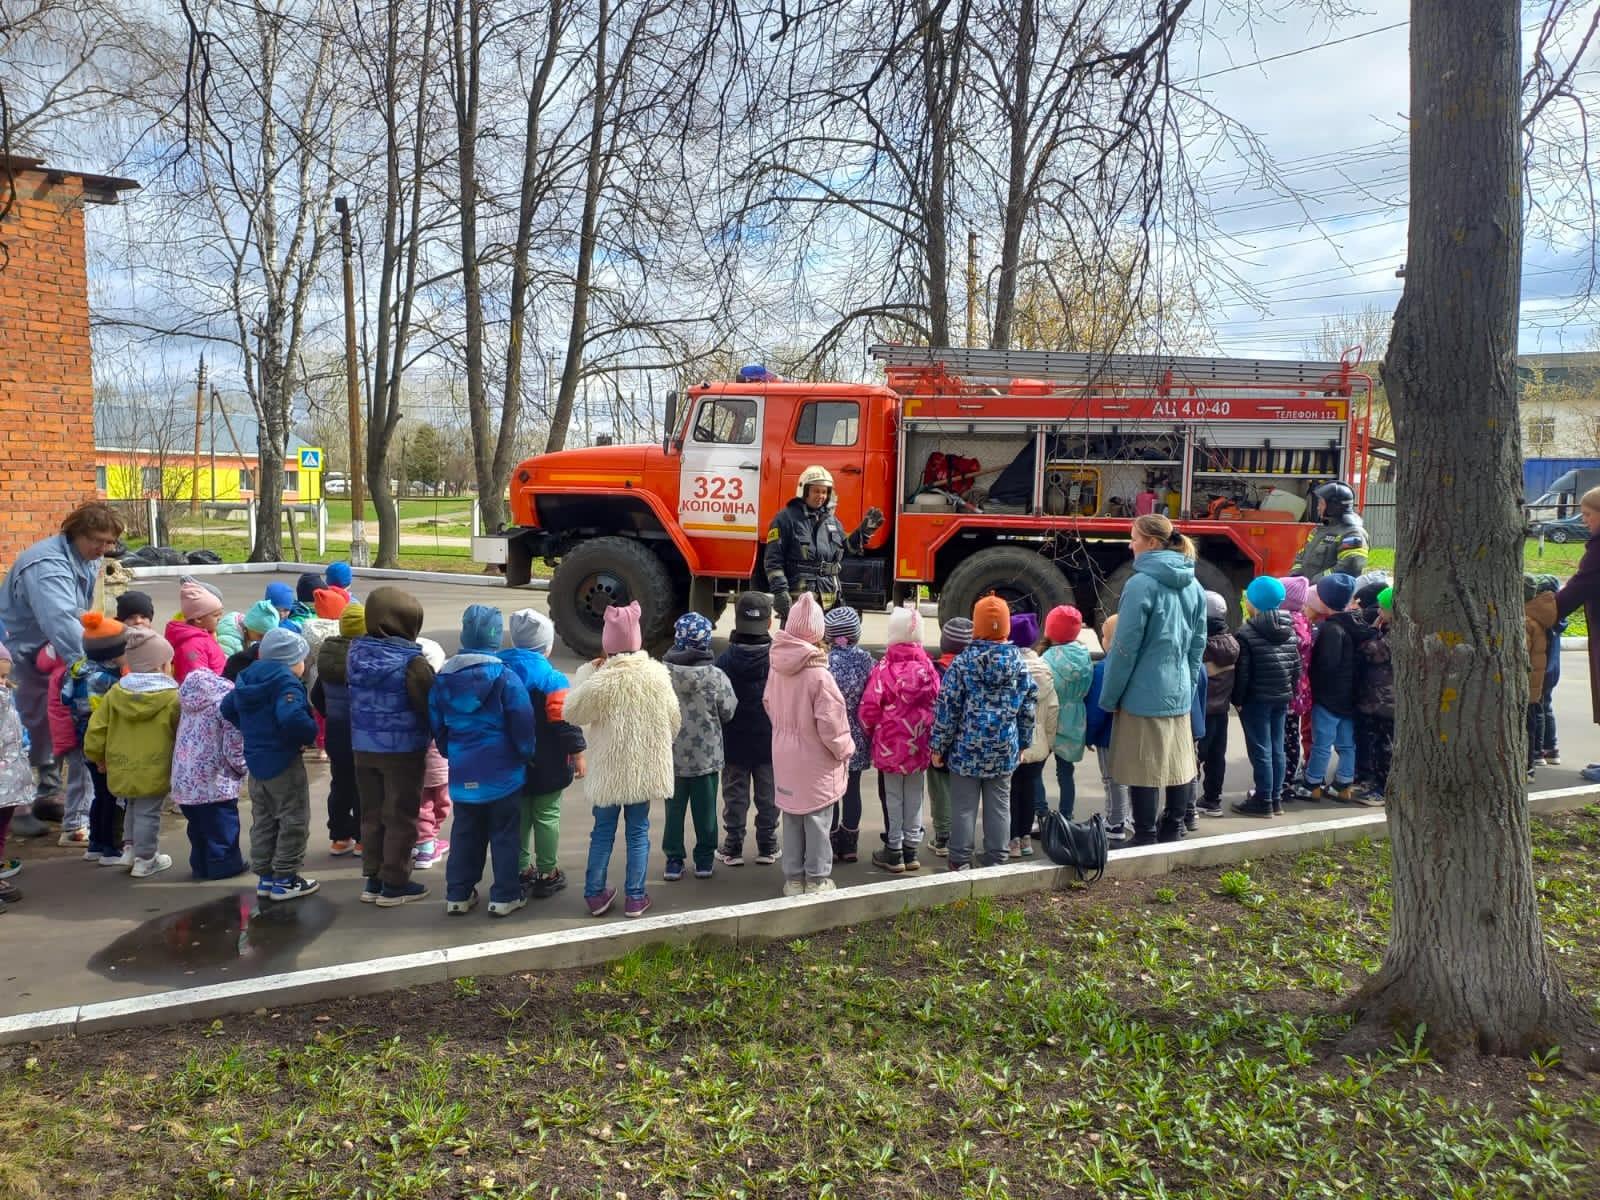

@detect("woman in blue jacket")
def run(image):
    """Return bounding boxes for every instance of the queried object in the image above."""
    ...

[1099,513,1207,845]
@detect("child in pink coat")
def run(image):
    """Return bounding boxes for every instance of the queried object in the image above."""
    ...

[858,604,939,875]
[36,644,93,844]
[764,593,854,896]
[166,579,228,684]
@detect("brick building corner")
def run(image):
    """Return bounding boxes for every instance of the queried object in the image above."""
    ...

[0,156,137,565]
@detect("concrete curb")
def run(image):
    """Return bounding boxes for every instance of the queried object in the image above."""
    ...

[5,784,1597,1045]
[120,561,548,590]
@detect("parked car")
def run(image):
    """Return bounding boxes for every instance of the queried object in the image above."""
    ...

[1527,513,1587,543]
[325,472,350,496]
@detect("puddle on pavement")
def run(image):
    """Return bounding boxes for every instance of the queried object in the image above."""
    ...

[87,892,338,986]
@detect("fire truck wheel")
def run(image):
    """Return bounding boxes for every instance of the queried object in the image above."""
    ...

[549,536,680,659]
[937,546,1073,630]
[1098,556,1241,628]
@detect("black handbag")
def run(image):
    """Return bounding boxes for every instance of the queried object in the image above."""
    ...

[1040,810,1108,882]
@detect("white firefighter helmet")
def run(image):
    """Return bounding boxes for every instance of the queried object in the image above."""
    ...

[796,464,835,500]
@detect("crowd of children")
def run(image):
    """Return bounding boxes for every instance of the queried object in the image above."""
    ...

[0,549,1568,918]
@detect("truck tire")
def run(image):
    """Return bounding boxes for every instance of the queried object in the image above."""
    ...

[1097,556,1240,627]
[937,546,1073,629]
[549,536,680,659]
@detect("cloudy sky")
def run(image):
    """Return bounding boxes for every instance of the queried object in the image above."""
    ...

[1179,0,1598,359]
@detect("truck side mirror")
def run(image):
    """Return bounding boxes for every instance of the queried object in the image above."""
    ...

[663,390,679,455]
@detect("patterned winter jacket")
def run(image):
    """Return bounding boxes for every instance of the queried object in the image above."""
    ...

[858,642,941,774]
[0,688,33,810]
[1042,642,1093,762]
[1288,610,1314,716]
[664,647,738,778]
[170,669,247,805]
[61,657,121,744]
[930,639,1038,779]
[827,643,875,773]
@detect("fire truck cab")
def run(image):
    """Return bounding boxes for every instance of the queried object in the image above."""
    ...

[479,345,1372,657]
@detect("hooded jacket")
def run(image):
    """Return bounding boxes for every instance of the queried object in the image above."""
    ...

[35,646,77,755]
[84,673,182,797]
[1287,610,1314,716]
[428,653,537,804]
[858,642,941,774]
[1042,642,1094,762]
[1018,648,1061,766]
[348,588,435,755]
[0,690,34,811]
[499,646,587,795]
[221,659,319,779]
[1525,590,1558,701]
[764,631,854,813]
[62,657,121,743]
[714,638,774,768]
[170,669,247,805]
[164,619,227,684]
[0,534,100,661]
[216,612,246,658]
[664,647,738,778]
[1098,551,1207,718]
[1233,609,1301,708]
[827,642,875,772]
[1307,610,1371,717]
[1203,616,1241,715]
[1357,620,1395,719]
[930,639,1038,778]
[564,651,680,807]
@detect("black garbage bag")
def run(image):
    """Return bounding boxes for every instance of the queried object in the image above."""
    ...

[185,549,223,566]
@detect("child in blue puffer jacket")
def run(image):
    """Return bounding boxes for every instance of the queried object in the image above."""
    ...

[430,605,538,919]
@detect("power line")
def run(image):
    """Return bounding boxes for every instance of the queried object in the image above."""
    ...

[1191,22,1409,81]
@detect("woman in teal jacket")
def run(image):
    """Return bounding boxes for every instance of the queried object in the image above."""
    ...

[1099,513,1207,845]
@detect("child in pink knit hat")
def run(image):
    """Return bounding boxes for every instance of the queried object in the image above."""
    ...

[166,579,226,683]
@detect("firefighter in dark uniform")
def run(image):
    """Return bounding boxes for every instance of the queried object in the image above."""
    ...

[764,465,884,620]
[1292,480,1369,581]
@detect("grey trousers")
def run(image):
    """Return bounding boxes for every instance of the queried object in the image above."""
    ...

[124,794,165,860]
[9,652,59,791]
[721,762,778,853]
[249,760,311,877]
[781,809,833,881]
[1095,746,1130,829]
[948,773,1011,868]
[882,770,925,850]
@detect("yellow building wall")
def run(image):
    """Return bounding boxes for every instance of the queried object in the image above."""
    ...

[102,463,246,502]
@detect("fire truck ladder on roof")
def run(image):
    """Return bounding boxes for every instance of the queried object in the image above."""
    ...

[868,343,1362,391]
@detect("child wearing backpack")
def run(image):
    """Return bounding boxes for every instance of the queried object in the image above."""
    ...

[859,604,939,874]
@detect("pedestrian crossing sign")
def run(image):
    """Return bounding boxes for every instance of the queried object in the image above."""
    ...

[298,448,323,470]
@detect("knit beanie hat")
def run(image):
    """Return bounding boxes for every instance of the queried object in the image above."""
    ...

[296,572,325,603]
[1045,605,1083,645]
[243,600,281,635]
[601,600,643,655]
[674,612,714,653]
[785,592,826,643]
[258,626,308,666]
[1377,586,1394,612]
[81,612,128,663]
[1316,573,1357,613]
[115,590,155,623]
[734,591,773,637]
[460,604,504,652]
[1523,573,1540,603]
[1204,591,1228,623]
[265,582,295,612]
[1246,576,1286,612]
[313,588,349,620]
[123,626,175,674]
[509,608,555,655]
[1009,611,1040,650]
[941,617,974,656]
[326,561,353,588]
[886,604,922,646]
[339,602,367,638]
[972,595,1011,642]
[824,605,862,647]
[1279,576,1309,613]
[179,579,224,620]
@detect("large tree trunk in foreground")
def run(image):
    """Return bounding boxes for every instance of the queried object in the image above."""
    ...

[1356,0,1598,1062]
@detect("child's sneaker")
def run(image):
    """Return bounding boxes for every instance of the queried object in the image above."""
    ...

[57,827,88,848]
[413,839,449,869]
[1183,812,1199,832]
[360,876,382,903]
[488,893,527,918]
[268,874,320,901]
[256,873,276,898]
[131,852,173,879]
[0,878,19,903]
[98,846,133,869]
[782,878,806,897]
[83,848,107,862]
[329,838,358,857]
[871,846,905,874]
[445,889,479,915]
[586,887,616,916]
[931,834,949,857]
[663,858,685,882]
[1005,837,1022,859]
[0,858,21,879]
[1546,752,1562,765]
[1019,840,1034,857]
[376,880,427,907]
[1197,799,1224,818]
[1356,787,1385,807]
[531,868,567,897]
[1527,767,1539,783]
[753,845,780,865]
[1104,823,1130,848]
[623,893,652,918]
[694,862,714,879]
[714,845,744,867]
[902,847,921,872]
[804,877,837,894]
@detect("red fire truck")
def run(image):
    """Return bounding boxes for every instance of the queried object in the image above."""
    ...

[477,344,1374,656]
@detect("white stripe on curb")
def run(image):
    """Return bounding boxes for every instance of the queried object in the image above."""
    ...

[2,785,1596,1045]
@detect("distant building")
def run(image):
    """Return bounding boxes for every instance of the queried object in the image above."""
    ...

[1518,351,1600,459]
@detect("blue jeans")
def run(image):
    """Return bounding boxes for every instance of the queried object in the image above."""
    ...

[586,802,650,900]
[446,792,524,905]
[1239,702,1288,802]
[1305,704,1356,787]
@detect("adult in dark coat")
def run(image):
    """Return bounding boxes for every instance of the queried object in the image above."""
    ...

[1554,490,1600,723]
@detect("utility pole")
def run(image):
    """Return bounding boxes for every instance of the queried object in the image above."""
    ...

[966,230,979,348]
[336,196,368,566]
[190,356,206,514]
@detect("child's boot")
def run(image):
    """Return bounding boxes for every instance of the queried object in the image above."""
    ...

[834,826,859,863]
[901,844,920,872]
[871,845,904,874]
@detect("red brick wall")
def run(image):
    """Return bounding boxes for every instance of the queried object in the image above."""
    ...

[0,170,98,566]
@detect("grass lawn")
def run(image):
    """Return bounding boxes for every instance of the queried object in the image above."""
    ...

[321,498,474,523]
[9,812,1600,1198]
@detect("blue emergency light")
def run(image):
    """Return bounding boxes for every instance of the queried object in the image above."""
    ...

[737,364,782,382]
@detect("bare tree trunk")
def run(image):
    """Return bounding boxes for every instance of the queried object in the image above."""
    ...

[449,0,494,497]
[917,0,964,348]
[546,0,608,454]
[1353,0,1599,1062]
[988,0,1033,349]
